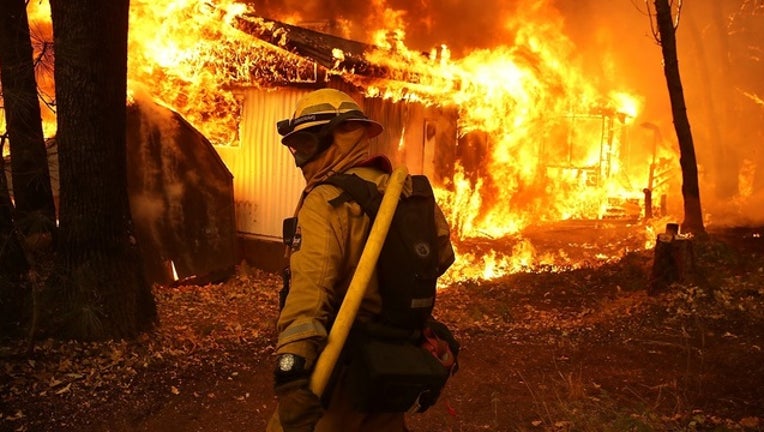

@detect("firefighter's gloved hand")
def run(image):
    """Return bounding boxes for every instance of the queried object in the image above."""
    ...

[274,354,322,432]
[426,318,461,374]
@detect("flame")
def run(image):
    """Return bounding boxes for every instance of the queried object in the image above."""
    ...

[346,1,657,281]
[126,0,308,145]
[356,14,650,226]
[170,260,179,281]
[0,1,57,143]
[10,0,674,283]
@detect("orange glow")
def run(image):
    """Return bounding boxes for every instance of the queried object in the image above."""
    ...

[26,0,50,23]
[13,0,679,283]
[346,3,658,281]
[5,1,57,141]
[127,0,297,145]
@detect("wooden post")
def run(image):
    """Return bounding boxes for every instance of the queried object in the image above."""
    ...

[643,188,653,220]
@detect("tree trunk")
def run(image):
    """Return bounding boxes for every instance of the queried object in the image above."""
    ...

[50,0,156,340]
[648,223,694,295]
[0,0,57,237]
[0,139,29,334]
[0,0,55,336]
[654,0,706,235]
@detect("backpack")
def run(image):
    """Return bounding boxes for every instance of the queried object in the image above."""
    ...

[323,172,440,331]
[281,172,458,413]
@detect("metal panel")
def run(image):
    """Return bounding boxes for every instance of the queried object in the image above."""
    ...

[213,87,457,240]
[216,88,308,240]
[125,102,237,285]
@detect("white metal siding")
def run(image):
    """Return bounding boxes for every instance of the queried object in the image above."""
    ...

[212,87,454,240]
[215,88,308,240]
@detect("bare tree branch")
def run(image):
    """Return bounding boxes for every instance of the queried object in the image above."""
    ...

[674,0,683,29]
[645,0,660,43]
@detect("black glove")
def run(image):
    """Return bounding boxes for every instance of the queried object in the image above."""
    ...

[274,355,323,432]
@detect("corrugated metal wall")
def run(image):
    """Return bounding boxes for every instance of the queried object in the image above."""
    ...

[215,87,309,240]
[214,85,457,242]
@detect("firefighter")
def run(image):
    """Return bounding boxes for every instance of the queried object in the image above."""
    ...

[266,88,455,432]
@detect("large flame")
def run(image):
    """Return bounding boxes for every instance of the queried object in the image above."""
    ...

[349,1,663,280]
[127,0,320,145]
[10,0,683,283]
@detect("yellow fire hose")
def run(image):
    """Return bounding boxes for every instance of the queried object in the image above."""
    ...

[308,165,409,397]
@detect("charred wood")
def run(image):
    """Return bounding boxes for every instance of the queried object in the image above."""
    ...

[648,223,695,295]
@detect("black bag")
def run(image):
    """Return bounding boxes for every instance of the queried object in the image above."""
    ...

[345,326,450,413]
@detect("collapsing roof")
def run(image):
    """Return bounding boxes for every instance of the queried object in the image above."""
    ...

[236,16,385,77]
[234,15,438,87]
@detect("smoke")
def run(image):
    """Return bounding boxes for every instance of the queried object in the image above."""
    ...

[551,1,764,226]
[247,0,522,55]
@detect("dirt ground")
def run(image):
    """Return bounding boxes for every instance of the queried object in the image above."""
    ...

[1,225,763,432]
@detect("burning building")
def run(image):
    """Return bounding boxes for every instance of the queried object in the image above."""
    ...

[210,17,459,272]
[9,0,761,283]
[11,0,667,281]
[201,13,670,275]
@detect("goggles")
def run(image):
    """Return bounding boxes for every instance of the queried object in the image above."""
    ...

[282,126,329,168]
[278,110,369,167]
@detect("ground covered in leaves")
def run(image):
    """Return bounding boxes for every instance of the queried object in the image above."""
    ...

[1,226,763,432]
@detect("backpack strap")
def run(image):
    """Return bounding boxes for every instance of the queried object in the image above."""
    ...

[323,174,383,220]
